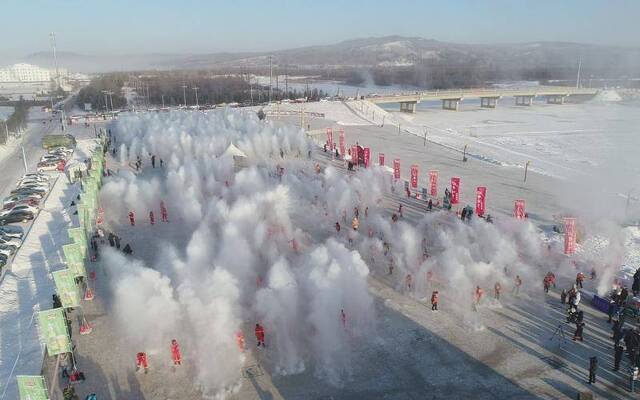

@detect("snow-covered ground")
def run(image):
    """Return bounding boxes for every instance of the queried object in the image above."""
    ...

[37,109,634,400]
[0,121,103,399]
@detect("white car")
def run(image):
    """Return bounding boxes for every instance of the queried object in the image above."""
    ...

[16,178,49,186]
[40,154,65,163]
[49,146,73,155]
[17,182,49,191]
[0,236,21,249]
[23,173,50,180]
[0,246,14,258]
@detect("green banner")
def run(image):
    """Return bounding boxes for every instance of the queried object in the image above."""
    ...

[52,269,80,308]
[62,243,86,277]
[67,227,87,259]
[37,308,71,356]
[17,375,48,400]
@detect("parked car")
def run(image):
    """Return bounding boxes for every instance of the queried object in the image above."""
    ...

[1,204,38,215]
[0,244,15,258]
[0,235,21,249]
[3,197,39,210]
[0,225,23,239]
[11,187,47,196]
[40,154,66,163]
[0,210,35,224]
[37,160,62,172]
[22,173,50,181]
[16,182,49,191]
[3,194,41,207]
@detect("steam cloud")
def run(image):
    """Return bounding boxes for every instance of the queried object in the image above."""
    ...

[101,109,629,397]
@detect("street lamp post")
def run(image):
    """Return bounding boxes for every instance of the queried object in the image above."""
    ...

[182,84,187,108]
[524,161,531,183]
[193,87,199,108]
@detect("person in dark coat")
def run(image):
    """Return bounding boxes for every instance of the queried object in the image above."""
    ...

[588,356,598,384]
[108,233,115,247]
[573,321,585,341]
[560,289,567,304]
[123,244,133,255]
[427,199,433,211]
[115,236,121,249]
[614,344,624,371]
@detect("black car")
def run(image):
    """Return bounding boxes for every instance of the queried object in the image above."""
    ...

[0,225,24,239]
[11,187,47,196]
[0,210,34,225]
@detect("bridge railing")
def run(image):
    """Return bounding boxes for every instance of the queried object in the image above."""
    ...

[366,86,598,102]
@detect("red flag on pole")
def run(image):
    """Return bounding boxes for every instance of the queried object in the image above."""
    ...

[339,129,345,157]
[514,200,525,219]
[475,186,486,217]
[410,165,419,188]
[429,170,438,197]
[564,217,577,255]
[450,177,460,204]
[393,159,401,180]
[363,148,371,168]
[326,128,333,149]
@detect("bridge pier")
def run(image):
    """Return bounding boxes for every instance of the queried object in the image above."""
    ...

[399,101,417,113]
[546,94,567,104]
[515,95,534,106]
[480,96,499,108]
[442,98,461,111]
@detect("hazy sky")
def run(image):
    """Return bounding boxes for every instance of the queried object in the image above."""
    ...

[2,0,639,59]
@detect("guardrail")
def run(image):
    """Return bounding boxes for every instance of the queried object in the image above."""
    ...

[366,86,599,103]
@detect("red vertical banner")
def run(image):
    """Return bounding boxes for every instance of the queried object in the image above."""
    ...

[326,128,333,149]
[429,170,438,197]
[450,177,460,204]
[514,200,525,219]
[351,145,358,163]
[393,159,401,180]
[475,186,487,217]
[363,148,371,168]
[410,165,419,188]
[564,217,577,255]
[379,153,385,166]
[339,129,345,157]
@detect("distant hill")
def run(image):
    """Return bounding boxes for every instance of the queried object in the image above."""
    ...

[18,36,640,77]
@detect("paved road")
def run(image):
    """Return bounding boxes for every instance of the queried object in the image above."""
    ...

[0,96,75,200]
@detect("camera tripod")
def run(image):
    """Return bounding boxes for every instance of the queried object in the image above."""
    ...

[550,323,568,347]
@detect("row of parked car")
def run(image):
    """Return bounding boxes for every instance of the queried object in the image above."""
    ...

[0,172,54,269]
[36,146,73,172]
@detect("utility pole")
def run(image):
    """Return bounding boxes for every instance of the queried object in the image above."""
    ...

[193,87,199,108]
[576,56,582,89]
[102,91,109,113]
[423,127,427,146]
[182,84,187,107]
[49,32,60,90]
[21,144,28,173]
[249,75,253,105]
[524,161,531,182]
[161,95,165,108]
[269,55,273,103]
[285,64,288,99]
[108,91,114,116]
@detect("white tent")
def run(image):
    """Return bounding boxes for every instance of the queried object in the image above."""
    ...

[222,142,247,158]
[222,142,248,169]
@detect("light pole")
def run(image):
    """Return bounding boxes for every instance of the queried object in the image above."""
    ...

[182,84,187,108]
[102,91,109,114]
[423,126,427,147]
[193,87,199,108]
[524,161,531,182]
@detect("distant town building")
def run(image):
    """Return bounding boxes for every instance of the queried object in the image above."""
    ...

[0,63,67,83]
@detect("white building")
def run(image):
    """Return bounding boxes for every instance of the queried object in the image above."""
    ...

[0,63,67,83]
